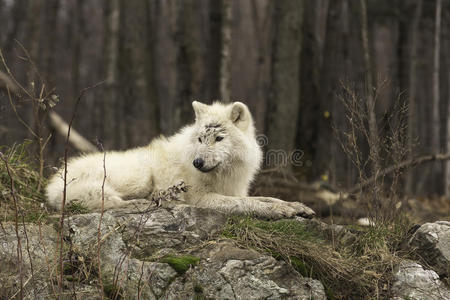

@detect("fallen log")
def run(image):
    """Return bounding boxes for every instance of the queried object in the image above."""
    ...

[48,111,97,153]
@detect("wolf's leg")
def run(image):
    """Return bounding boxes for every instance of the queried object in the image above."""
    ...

[193,193,315,219]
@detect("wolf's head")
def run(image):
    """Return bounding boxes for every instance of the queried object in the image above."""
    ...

[186,101,261,174]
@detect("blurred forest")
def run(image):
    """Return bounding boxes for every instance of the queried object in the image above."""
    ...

[1,0,450,199]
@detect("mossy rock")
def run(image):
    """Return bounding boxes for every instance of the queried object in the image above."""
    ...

[160,254,200,274]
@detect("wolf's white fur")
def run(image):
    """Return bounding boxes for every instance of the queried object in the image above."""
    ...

[46,101,314,219]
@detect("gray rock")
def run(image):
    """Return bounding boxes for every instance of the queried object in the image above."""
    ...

[408,221,450,276]
[0,223,58,299]
[391,260,450,300]
[163,240,326,300]
[65,204,227,298]
[0,204,326,299]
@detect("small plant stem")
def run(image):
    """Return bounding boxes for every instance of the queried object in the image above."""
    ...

[0,152,24,300]
[58,81,104,297]
[97,142,106,299]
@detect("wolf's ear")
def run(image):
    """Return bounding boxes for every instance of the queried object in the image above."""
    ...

[230,102,250,130]
[192,101,207,120]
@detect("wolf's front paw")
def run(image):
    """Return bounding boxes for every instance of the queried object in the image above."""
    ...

[287,201,315,219]
[267,203,298,219]
[256,197,315,219]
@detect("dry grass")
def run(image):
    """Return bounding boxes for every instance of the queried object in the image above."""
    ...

[0,141,48,223]
[223,216,409,299]
[334,81,411,227]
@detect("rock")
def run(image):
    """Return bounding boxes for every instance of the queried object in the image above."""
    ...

[357,217,374,226]
[0,223,58,299]
[0,204,326,299]
[391,260,450,300]
[165,240,326,300]
[408,221,450,277]
[64,204,228,298]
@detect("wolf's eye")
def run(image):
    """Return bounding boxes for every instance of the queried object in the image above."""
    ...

[215,136,224,142]
[198,137,202,143]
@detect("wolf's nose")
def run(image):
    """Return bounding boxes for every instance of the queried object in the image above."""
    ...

[193,158,204,169]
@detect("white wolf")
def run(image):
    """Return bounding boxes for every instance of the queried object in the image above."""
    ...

[46,101,314,219]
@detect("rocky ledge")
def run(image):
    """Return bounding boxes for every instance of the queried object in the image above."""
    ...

[407,221,450,277]
[1,204,449,299]
[0,204,326,299]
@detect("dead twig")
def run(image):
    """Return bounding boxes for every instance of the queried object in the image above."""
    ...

[58,81,105,296]
[0,48,53,192]
[96,141,106,299]
[0,152,24,300]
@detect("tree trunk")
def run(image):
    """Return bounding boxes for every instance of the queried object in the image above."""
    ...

[444,4,450,196]
[265,0,303,167]
[219,0,232,102]
[174,0,201,130]
[360,0,380,174]
[446,63,450,196]
[315,0,349,183]
[250,0,272,131]
[2,0,28,54]
[25,0,42,69]
[40,0,59,85]
[118,0,159,147]
[72,0,84,99]
[102,0,120,149]
[405,0,423,195]
[206,0,233,101]
[431,0,442,194]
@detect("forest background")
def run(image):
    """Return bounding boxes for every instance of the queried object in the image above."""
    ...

[1,0,450,199]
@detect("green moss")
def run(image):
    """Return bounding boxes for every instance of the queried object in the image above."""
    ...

[160,255,200,274]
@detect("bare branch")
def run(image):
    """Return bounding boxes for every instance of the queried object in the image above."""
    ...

[349,153,450,194]
[58,81,104,295]
[96,141,106,299]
